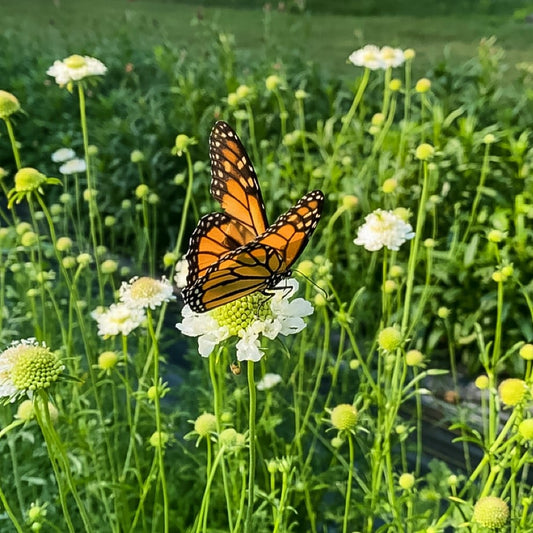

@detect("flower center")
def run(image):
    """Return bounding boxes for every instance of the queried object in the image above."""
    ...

[129,277,160,300]
[10,345,63,391]
[64,55,87,69]
[212,293,272,336]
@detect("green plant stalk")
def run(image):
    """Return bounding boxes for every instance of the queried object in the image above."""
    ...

[4,117,22,169]
[33,392,86,533]
[296,96,311,173]
[140,198,153,272]
[396,57,413,168]
[419,92,428,142]
[381,68,392,118]
[146,310,169,533]
[273,88,287,139]
[0,412,25,516]
[443,317,472,473]
[342,432,355,533]
[119,335,142,485]
[172,148,194,259]
[338,68,370,143]
[129,456,158,533]
[273,467,292,533]
[381,248,389,319]
[0,483,24,533]
[77,82,104,303]
[488,279,504,444]
[209,349,234,532]
[195,443,226,533]
[401,158,430,334]
[244,361,257,533]
[358,88,397,194]
[461,142,491,246]
[244,101,259,166]
[27,199,48,338]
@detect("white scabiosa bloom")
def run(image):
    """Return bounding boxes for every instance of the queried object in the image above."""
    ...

[59,158,87,175]
[349,45,406,70]
[51,148,76,163]
[256,373,282,391]
[380,46,406,68]
[119,276,174,310]
[47,54,107,87]
[177,279,313,362]
[174,259,188,289]
[0,339,64,402]
[92,303,145,338]
[354,209,415,251]
[348,45,384,70]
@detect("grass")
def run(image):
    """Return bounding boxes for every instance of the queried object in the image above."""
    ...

[2,0,533,79]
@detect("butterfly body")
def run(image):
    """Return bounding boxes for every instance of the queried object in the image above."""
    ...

[182,121,324,313]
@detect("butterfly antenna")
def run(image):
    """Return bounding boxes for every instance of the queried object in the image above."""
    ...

[293,269,328,300]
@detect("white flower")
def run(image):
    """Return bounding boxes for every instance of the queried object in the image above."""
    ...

[380,46,405,68]
[256,373,282,391]
[348,45,384,70]
[51,148,76,163]
[349,45,406,70]
[174,259,188,289]
[119,276,174,310]
[354,209,415,251]
[176,279,313,362]
[47,54,107,87]
[0,339,64,402]
[92,303,145,337]
[177,306,230,357]
[59,158,86,175]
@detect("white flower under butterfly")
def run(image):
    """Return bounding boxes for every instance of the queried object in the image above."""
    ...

[177,279,313,362]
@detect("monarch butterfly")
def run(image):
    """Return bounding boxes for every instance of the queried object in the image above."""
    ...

[182,121,324,313]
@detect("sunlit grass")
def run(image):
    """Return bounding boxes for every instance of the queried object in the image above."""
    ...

[2,0,533,78]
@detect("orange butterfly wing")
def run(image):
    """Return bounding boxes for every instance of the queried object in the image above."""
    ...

[209,121,268,238]
[182,121,324,313]
[183,190,324,312]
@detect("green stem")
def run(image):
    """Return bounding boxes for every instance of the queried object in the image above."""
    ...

[0,484,24,533]
[244,361,257,533]
[173,149,194,259]
[401,158,430,334]
[146,310,169,533]
[342,432,355,533]
[77,82,104,303]
[4,117,22,169]
[461,142,491,246]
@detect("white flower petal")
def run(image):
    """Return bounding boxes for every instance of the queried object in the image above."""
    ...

[236,333,263,362]
[256,373,282,391]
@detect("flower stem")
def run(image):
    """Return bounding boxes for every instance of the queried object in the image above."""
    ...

[0,483,24,533]
[244,361,257,533]
[173,148,194,259]
[146,310,169,533]
[77,82,104,303]
[342,432,355,533]
[4,117,22,169]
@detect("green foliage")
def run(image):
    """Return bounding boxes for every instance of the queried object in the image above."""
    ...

[1,7,533,533]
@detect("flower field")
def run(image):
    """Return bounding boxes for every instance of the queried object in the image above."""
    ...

[1,5,533,532]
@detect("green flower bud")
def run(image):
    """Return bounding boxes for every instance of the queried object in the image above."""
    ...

[472,496,509,529]
[194,413,217,437]
[330,404,357,430]
[0,90,21,119]
[378,326,402,352]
